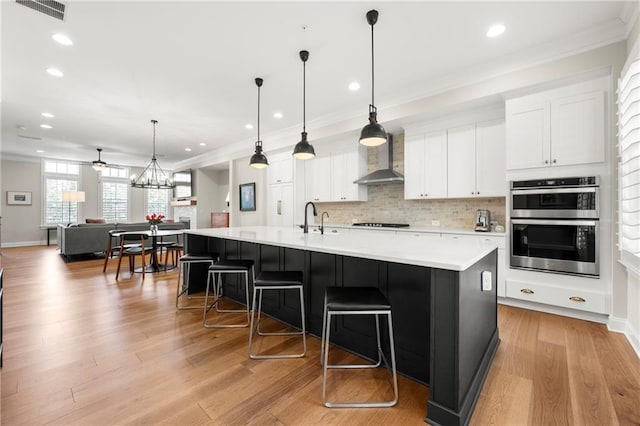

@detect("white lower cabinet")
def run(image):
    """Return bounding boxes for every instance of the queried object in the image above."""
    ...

[505,279,607,314]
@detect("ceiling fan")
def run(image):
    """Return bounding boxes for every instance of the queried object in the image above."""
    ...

[91,148,107,171]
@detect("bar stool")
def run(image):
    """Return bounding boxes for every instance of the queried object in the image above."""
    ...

[203,259,254,328]
[321,286,398,408]
[249,270,306,359]
[176,253,218,310]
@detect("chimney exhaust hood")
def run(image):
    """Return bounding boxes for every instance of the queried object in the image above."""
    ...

[353,134,404,185]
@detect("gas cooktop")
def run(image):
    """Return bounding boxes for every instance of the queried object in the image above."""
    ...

[352,222,410,228]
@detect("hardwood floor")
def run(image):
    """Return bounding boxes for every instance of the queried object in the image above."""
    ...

[1,245,638,425]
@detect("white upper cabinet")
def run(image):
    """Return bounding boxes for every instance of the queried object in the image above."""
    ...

[476,120,506,197]
[306,155,331,202]
[447,121,506,198]
[305,141,367,203]
[506,82,605,170]
[447,125,477,198]
[267,154,293,185]
[404,131,447,199]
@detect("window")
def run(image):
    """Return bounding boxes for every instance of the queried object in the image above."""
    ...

[100,167,129,222]
[617,51,640,271]
[146,188,169,218]
[173,170,192,199]
[43,160,80,225]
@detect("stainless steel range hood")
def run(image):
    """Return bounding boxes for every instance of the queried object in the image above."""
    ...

[353,134,404,185]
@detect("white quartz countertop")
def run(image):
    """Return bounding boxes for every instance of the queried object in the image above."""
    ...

[186,226,499,271]
[312,223,506,237]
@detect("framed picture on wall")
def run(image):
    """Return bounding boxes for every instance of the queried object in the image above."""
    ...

[6,191,32,205]
[239,182,256,212]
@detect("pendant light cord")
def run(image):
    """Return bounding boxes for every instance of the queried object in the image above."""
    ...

[303,59,306,133]
[370,22,375,108]
[257,84,261,142]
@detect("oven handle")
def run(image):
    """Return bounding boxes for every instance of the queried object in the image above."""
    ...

[511,187,597,195]
[511,218,599,226]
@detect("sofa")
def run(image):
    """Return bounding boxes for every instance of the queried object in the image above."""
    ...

[57,220,190,259]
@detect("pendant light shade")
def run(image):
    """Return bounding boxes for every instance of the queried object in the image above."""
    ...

[130,120,175,189]
[250,77,269,169]
[92,148,107,171]
[293,50,315,160]
[359,9,387,147]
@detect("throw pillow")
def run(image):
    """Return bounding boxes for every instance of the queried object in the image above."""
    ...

[86,218,106,224]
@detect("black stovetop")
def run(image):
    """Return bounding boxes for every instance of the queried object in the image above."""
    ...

[352,222,410,228]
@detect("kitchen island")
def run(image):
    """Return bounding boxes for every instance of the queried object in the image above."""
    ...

[185,226,499,426]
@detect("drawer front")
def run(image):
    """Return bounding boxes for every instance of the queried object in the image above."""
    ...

[506,279,607,313]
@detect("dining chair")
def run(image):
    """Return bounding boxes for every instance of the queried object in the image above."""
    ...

[115,233,155,280]
[103,230,140,273]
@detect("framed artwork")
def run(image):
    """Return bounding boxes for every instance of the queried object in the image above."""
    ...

[239,182,256,212]
[7,191,32,205]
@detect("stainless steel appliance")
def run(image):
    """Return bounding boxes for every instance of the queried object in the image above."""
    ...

[475,209,491,232]
[510,176,599,276]
[510,176,598,218]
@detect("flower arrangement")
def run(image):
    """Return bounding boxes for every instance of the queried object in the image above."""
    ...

[146,213,165,225]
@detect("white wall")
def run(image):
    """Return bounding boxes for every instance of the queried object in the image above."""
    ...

[230,156,266,227]
[1,159,44,245]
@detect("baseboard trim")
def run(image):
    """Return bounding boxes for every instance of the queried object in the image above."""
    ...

[1,240,47,248]
[608,316,640,359]
[498,297,609,324]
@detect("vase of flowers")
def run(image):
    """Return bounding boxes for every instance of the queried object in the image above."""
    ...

[146,213,165,233]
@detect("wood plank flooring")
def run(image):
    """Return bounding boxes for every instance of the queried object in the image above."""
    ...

[1,245,638,425]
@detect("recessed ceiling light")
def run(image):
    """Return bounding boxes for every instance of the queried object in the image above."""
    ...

[349,82,361,91]
[185,148,192,152]
[36,150,45,153]
[199,143,206,146]
[40,124,52,129]
[52,33,73,46]
[245,124,254,129]
[486,24,505,38]
[273,112,283,119]
[42,112,55,118]
[46,67,64,77]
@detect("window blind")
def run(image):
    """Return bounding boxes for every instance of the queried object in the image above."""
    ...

[618,48,640,270]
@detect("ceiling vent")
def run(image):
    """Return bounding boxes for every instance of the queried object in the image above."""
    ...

[16,0,66,21]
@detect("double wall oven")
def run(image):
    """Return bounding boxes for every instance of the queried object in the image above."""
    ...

[510,176,599,277]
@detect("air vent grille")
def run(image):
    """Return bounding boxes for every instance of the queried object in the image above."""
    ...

[16,0,66,21]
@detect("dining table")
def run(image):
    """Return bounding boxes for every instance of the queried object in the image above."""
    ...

[117,229,185,273]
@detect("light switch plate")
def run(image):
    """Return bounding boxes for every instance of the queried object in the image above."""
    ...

[481,271,492,291]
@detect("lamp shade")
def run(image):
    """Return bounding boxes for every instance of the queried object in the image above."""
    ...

[359,120,387,147]
[293,132,315,159]
[62,191,85,202]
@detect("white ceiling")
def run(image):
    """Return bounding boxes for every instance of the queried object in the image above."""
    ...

[1,1,636,170]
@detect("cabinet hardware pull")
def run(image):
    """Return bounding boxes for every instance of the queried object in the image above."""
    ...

[277,200,282,215]
[569,296,586,302]
[544,160,549,164]
[552,159,557,164]
[520,288,534,294]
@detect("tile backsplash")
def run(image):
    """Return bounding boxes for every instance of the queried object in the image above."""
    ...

[313,133,506,230]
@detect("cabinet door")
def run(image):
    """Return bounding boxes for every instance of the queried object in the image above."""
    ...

[506,101,550,170]
[447,125,476,198]
[330,152,347,201]
[266,185,280,227]
[307,155,331,202]
[266,183,294,227]
[267,156,293,184]
[476,120,506,197]
[342,150,364,201]
[424,130,448,198]
[404,134,426,199]
[550,91,604,166]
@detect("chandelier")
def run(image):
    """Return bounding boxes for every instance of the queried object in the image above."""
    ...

[130,119,175,189]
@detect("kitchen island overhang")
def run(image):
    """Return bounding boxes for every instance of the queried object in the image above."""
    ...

[184,226,499,426]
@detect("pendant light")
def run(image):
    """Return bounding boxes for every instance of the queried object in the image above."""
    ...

[359,9,387,147]
[249,77,269,168]
[130,120,175,189]
[292,50,315,160]
[92,148,107,171]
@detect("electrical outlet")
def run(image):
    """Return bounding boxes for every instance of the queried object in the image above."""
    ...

[481,271,492,291]
[431,220,440,226]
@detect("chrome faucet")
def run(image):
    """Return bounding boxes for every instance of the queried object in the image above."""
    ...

[320,212,329,234]
[303,201,317,234]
